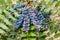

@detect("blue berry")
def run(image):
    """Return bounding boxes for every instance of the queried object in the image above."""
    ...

[19,2,25,7]
[13,14,24,29]
[13,2,25,10]
[14,4,20,9]
[23,16,30,32]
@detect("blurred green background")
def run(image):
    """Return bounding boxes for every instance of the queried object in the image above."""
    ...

[0,0,60,40]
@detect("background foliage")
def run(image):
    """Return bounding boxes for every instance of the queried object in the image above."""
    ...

[0,0,60,40]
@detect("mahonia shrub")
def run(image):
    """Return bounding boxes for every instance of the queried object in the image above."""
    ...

[0,0,60,40]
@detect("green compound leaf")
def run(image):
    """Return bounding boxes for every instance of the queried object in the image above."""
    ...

[7,38,14,40]
[28,32,36,36]
[20,32,27,37]
[29,38,36,40]
[0,23,9,30]
[54,33,60,38]
[30,26,35,30]
[0,29,5,34]
[4,10,16,21]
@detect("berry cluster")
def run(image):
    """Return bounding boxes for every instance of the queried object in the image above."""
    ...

[13,1,47,32]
